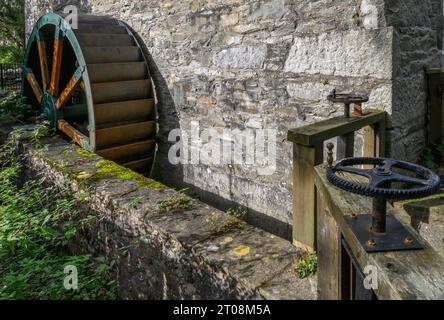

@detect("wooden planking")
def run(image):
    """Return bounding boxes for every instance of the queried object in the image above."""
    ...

[82,47,142,64]
[73,24,127,34]
[87,62,147,83]
[57,120,89,148]
[95,120,155,148]
[314,164,444,300]
[292,143,323,251]
[76,33,134,47]
[91,79,151,104]
[94,98,154,126]
[288,110,386,147]
[122,157,153,173]
[97,139,155,162]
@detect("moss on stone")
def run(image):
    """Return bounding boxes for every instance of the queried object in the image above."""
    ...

[75,147,98,159]
[88,160,167,190]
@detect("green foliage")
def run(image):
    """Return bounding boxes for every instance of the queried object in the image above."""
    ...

[0,128,22,169]
[295,253,318,279]
[0,91,31,124]
[29,121,51,148]
[0,0,25,62]
[0,135,117,299]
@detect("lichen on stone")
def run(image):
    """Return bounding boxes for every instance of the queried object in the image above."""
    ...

[233,245,250,256]
[87,160,167,190]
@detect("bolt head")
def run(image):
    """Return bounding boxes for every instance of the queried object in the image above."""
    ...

[404,237,414,246]
[367,238,377,247]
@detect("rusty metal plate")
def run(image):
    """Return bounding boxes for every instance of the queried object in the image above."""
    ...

[345,214,423,252]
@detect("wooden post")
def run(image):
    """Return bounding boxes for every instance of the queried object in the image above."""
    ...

[337,132,354,159]
[292,143,323,251]
[316,190,341,299]
[363,117,386,158]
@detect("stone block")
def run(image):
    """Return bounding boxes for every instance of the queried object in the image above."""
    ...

[284,29,393,79]
[213,45,267,69]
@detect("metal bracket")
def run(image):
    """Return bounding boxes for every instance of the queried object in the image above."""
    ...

[345,213,423,252]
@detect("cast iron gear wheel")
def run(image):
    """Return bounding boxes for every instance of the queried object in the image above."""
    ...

[326,157,440,200]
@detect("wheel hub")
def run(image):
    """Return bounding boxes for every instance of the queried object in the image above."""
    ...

[40,92,58,129]
[373,167,391,176]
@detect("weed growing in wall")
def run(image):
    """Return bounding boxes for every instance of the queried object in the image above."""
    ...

[295,253,318,279]
[204,207,248,240]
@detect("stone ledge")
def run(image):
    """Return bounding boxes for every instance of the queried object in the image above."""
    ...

[18,133,316,300]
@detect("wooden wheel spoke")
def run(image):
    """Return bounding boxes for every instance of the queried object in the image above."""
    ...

[50,27,64,96]
[24,67,43,103]
[55,67,84,109]
[36,31,50,92]
[57,120,88,148]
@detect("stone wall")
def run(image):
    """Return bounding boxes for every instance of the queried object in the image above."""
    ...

[24,0,442,239]
[18,132,316,299]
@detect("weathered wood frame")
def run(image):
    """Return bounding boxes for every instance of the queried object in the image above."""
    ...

[287,110,386,251]
[314,164,444,300]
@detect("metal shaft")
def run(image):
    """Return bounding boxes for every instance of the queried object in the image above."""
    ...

[371,198,387,233]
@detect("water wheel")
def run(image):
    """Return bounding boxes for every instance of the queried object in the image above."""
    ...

[22,13,157,176]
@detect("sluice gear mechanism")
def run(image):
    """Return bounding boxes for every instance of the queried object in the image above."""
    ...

[326,150,440,252]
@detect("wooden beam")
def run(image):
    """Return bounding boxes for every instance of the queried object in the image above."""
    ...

[50,29,64,96]
[24,67,43,103]
[287,110,386,147]
[362,125,376,158]
[55,67,83,109]
[57,120,88,147]
[36,32,50,92]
